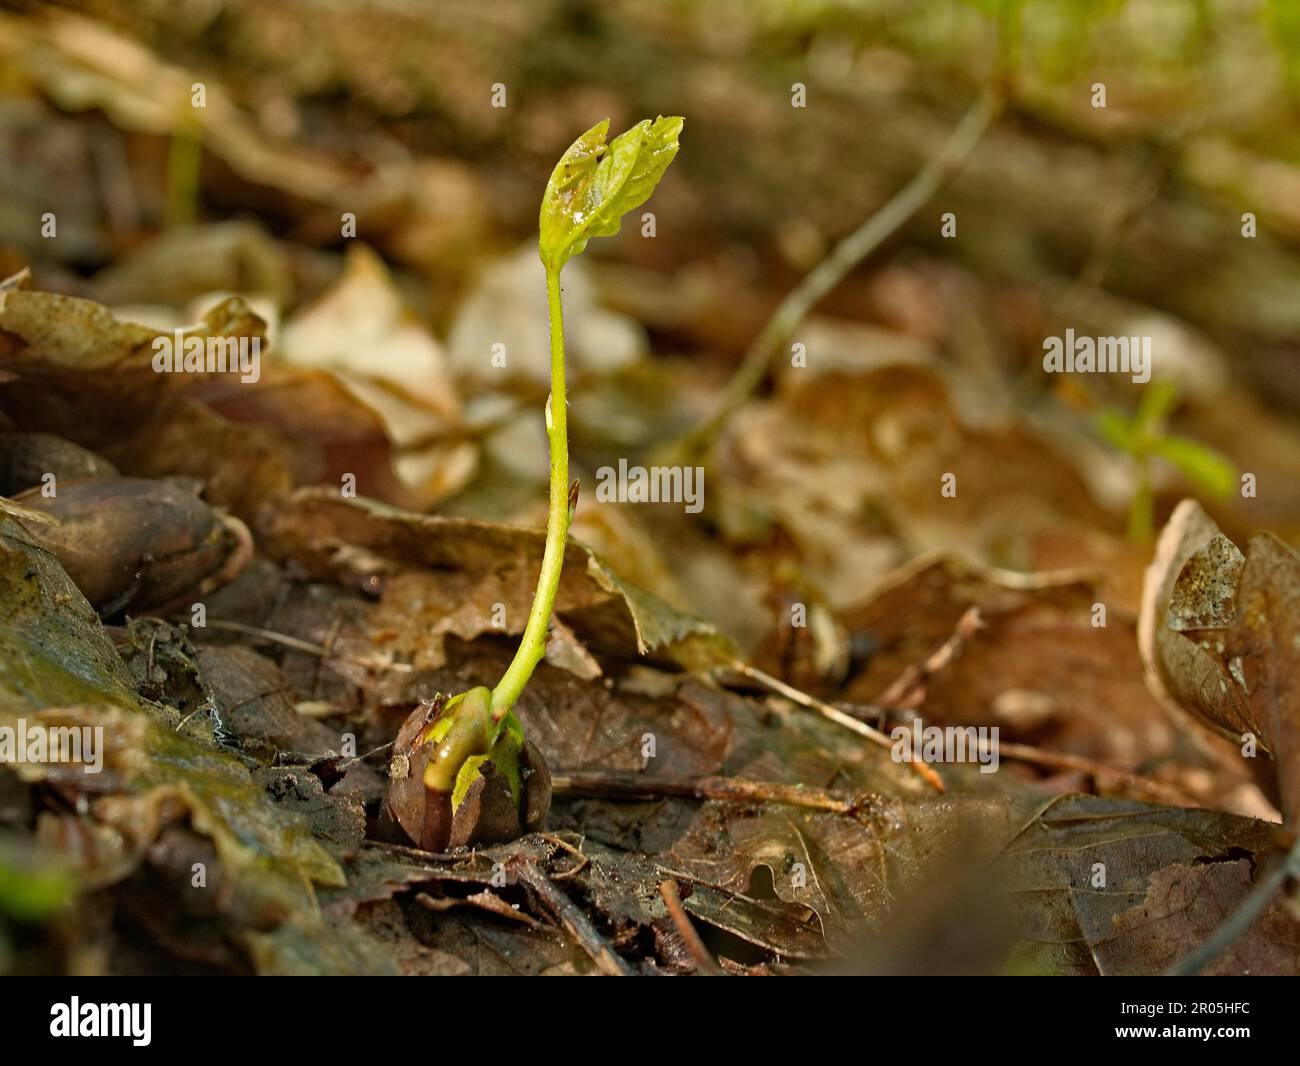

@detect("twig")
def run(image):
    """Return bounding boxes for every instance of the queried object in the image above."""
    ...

[514,860,635,976]
[362,840,468,865]
[334,740,395,771]
[848,607,1191,804]
[199,618,410,675]
[416,889,542,928]
[877,606,984,710]
[678,87,1002,456]
[729,654,1182,803]
[728,659,945,792]
[537,832,590,881]
[659,879,723,975]
[1164,835,1300,976]
[552,770,863,814]
[201,619,330,656]
[994,741,1198,807]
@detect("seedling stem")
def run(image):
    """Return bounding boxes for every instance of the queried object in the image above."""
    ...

[491,264,570,716]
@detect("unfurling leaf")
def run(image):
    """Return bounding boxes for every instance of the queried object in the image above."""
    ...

[539,116,684,271]
[1150,435,1236,498]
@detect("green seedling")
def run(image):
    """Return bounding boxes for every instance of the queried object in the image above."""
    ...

[383,117,683,851]
[1095,380,1235,543]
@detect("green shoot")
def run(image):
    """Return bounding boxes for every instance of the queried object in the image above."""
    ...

[413,117,683,819]
[489,115,682,721]
[165,101,202,229]
[1095,381,1235,543]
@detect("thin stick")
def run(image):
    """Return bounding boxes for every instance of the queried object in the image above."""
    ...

[876,606,984,710]
[552,770,862,814]
[679,88,1002,455]
[362,840,466,865]
[537,832,590,881]
[729,659,945,792]
[659,879,723,975]
[515,860,634,976]
[995,741,1197,807]
[1164,836,1300,976]
[201,619,329,656]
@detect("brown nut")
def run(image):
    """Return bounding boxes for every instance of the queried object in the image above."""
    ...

[15,476,249,615]
[380,700,551,852]
[0,432,118,495]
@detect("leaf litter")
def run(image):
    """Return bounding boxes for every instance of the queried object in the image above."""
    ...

[2,4,1300,976]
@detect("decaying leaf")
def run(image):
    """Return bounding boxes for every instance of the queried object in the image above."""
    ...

[835,553,1261,811]
[1140,499,1300,821]
[0,514,391,968]
[995,793,1293,975]
[257,489,738,674]
[279,245,473,508]
[714,364,1122,611]
[0,271,415,521]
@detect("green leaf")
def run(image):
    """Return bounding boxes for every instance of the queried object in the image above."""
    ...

[450,754,491,813]
[1134,380,1180,434]
[539,116,684,271]
[1095,408,1138,454]
[0,836,75,923]
[1151,435,1237,499]
[489,729,523,807]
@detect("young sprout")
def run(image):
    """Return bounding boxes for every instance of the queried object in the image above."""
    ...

[383,117,684,851]
[1095,381,1235,543]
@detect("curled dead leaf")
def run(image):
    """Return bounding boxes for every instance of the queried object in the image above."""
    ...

[1140,499,1300,822]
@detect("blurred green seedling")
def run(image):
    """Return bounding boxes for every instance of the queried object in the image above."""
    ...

[1094,380,1235,543]
[417,116,684,821]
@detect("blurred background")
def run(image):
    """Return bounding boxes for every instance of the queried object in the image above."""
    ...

[3,1,1299,634]
[3,0,1300,975]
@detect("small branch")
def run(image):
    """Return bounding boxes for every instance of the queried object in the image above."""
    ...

[877,606,984,711]
[728,659,945,792]
[362,840,468,866]
[659,879,723,975]
[678,88,1002,455]
[994,741,1197,807]
[514,859,634,976]
[552,770,864,814]
[536,831,590,881]
[850,605,1191,803]
[201,619,330,656]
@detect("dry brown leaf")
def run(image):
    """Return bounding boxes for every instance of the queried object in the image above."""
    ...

[715,364,1120,609]
[1140,499,1300,822]
[844,558,1191,775]
[257,489,738,675]
[0,271,416,519]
